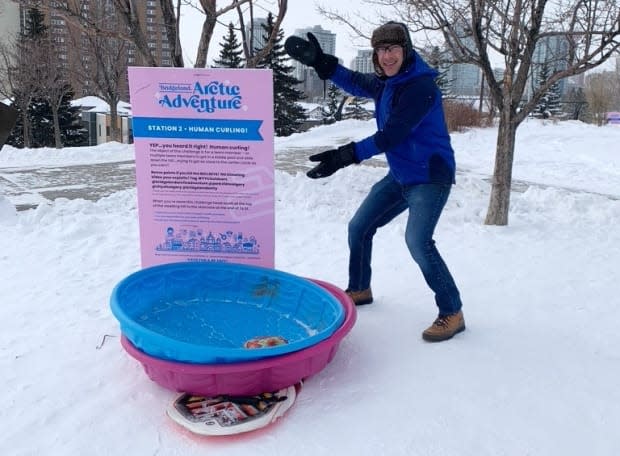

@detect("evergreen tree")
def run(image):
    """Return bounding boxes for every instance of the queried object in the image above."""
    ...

[546,79,562,117]
[24,88,87,148]
[534,62,562,119]
[7,7,85,148]
[23,6,47,38]
[213,23,244,68]
[257,13,307,136]
[7,6,49,148]
[28,97,50,147]
[55,88,88,147]
[426,46,453,98]
[6,97,24,148]
[320,83,342,123]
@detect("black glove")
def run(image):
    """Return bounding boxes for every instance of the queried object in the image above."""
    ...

[307,142,359,179]
[284,32,338,80]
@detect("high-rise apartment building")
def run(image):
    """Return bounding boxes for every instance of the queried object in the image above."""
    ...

[11,0,172,100]
[528,35,570,99]
[292,25,336,101]
[246,17,269,53]
[444,23,482,98]
[447,62,481,97]
[352,49,374,74]
[0,1,21,93]
[0,1,21,44]
[291,25,336,79]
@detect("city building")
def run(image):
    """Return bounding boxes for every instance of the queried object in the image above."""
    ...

[10,0,172,100]
[446,62,481,98]
[352,49,374,74]
[527,35,570,99]
[291,25,336,101]
[246,17,268,53]
[0,1,21,91]
[443,23,481,98]
[0,1,21,44]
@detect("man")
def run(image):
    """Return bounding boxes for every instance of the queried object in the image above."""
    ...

[285,22,465,342]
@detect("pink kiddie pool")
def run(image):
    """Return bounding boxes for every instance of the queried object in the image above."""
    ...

[111,262,347,364]
[120,279,356,396]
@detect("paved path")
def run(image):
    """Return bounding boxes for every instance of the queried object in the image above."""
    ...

[0,147,386,211]
[3,151,616,212]
[0,160,136,211]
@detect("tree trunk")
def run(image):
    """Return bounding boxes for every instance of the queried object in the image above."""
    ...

[195,18,216,68]
[52,108,62,149]
[110,103,121,142]
[22,113,31,148]
[484,109,518,226]
[159,0,184,67]
[195,1,217,68]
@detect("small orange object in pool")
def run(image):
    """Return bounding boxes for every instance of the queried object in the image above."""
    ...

[244,336,288,349]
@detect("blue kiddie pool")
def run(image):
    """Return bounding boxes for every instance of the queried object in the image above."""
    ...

[110,262,346,364]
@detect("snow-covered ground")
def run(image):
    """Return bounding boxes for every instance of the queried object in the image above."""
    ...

[1,118,620,455]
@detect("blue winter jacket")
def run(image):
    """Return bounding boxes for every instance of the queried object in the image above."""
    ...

[330,51,455,185]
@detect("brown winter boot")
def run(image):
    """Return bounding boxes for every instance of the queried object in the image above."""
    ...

[422,310,465,342]
[345,288,373,306]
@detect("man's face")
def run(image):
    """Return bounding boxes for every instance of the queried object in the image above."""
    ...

[375,44,404,77]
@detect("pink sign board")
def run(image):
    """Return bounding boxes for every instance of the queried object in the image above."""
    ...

[128,67,274,268]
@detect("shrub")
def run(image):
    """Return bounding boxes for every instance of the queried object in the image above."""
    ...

[443,100,484,132]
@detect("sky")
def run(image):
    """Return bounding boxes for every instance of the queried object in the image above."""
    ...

[179,1,386,67]
[177,1,620,72]
[1,118,620,454]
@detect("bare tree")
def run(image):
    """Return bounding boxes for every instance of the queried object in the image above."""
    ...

[160,0,185,67]
[0,43,16,101]
[0,12,51,148]
[234,0,288,67]
[321,1,620,225]
[67,1,131,142]
[584,71,619,125]
[177,0,288,68]
[35,24,72,148]
[30,1,126,142]
[48,0,288,68]
[39,71,74,148]
[0,42,34,147]
[111,0,160,66]
[85,36,128,142]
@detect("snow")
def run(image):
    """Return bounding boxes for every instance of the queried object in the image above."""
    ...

[0,141,134,168]
[71,96,132,115]
[1,118,620,455]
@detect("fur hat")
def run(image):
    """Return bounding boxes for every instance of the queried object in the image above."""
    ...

[371,22,410,49]
[371,22,414,77]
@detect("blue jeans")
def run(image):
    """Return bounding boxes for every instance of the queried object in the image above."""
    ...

[347,173,462,315]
